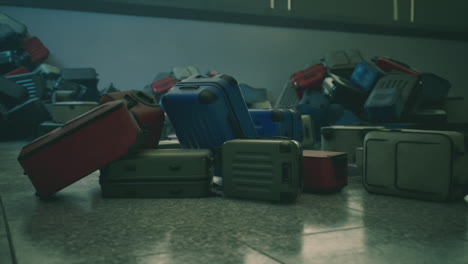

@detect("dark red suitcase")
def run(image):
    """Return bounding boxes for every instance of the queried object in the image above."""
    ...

[17,100,141,197]
[22,37,49,66]
[151,76,177,102]
[100,90,165,148]
[373,56,419,76]
[291,64,327,99]
[3,66,30,77]
[303,150,348,193]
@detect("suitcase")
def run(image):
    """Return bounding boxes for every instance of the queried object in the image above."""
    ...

[373,56,419,76]
[3,66,30,77]
[410,109,447,127]
[157,140,181,149]
[322,74,367,115]
[160,74,257,149]
[301,115,315,149]
[250,100,272,109]
[55,79,99,102]
[0,50,18,74]
[51,101,99,123]
[172,66,200,80]
[249,109,302,142]
[99,149,213,198]
[0,13,27,36]
[17,100,141,197]
[321,126,384,164]
[151,76,177,102]
[22,37,49,67]
[36,121,63,137]
[363,129,468,201]
[298,89,330,110]
[419,73,451,104]
[442,97,468,127]
[4,98,50,138]
[239,83,268,105]
[222,139,302,202]
[0,75,28,108]
[303,150,347,193]
[324,49,363,78]
[327,104,361,126]
[274,82,298,108]
[296,104,327,142]
[0,24,23,51]
[365,73,420,122]
[100,90,165,148]
[291,64,327,99]
[36,63,61,77]
[6,72,47,100]
[350,60,384,93]
[60,68,99,100]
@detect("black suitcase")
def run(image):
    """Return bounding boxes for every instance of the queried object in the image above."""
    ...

[6,72,47,100]
[4,98,50,138]
[322,73,367,116]
[0,24,23,51]
[0,76,28,108]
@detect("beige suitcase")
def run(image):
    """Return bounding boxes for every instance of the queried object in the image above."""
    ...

[51,101,98,123]
[364,129,468,201]
[157,140,181,149]
[301,115,315,149]
[321,126,384,164]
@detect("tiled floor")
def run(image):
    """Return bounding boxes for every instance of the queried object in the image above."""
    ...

[0,141,467,264]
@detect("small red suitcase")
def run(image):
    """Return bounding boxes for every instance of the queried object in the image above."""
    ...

[291,64,327,99]
[3,66,30,77]
[373,56,419,76]
[303,150,348,193]
[22,37,49,66]
[100,90,165,148]
[151,76,177,102]
[17,100,141,197]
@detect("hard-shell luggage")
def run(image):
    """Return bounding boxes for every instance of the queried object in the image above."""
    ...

[290,64,327,99]
[442,97,468,127]
[99,149,213,198]
[327,104,361,126]
[322,74,367,115]
[275,82,298,108]
[0,13,27,36]
[17,100,141,197]
[4,98,49,138]
[249,109,302,142]
[51,102,99,123]
[419,73,451,104]
[410,109,447,127]
[160,74,257,149]
[100,90,165,148]
[60,68,99,101]
[321,126,384,164]
[22,37,49,66]
[3,66,29,77]
[363,129,468,201]
[324,49,363,78]
[0,24,23,51]
[222,139,302,202]
[36,63,60,77]
[303,150,347,193]
[373,56,419,76]
[301,115,315,149]
[151,76,177,101]
[0,50,18,74]
[157,140,181,149]
[239,83,268,106]
[350,60,384,93]
[0,75,27,108]
[36,121,62,137]
[172,66,200,80]
[6,72,47,100]
[298,89,330,110]
[296,104,327,142]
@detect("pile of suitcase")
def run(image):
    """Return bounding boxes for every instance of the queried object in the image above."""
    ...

[0,13,107,140]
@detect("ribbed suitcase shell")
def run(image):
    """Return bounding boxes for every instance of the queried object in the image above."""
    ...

[222,139,302,202]
[160,74,257,149]
[17,100,141,197]
[303,150,348,193]
[363,129,468,201]
[51,102,98,123]
[275,82,298,108]
[6,72,47,100]
[249,109,303,142]
[22,37,49,66]
[99,149,213,198]
[301,115,315,149]
[100,90,165,148]
[321,126,384,164]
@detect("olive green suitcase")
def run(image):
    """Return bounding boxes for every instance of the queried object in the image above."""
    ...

[51,101,98,123]
[301,115,315,149]
[222,139,302,203]
[321,126,384,164]
[364,129,468,202]
[100,149,213,198]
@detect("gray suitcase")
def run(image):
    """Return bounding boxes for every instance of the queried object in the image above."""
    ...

[222,139,302,203]
[364,129,468,201]
[51,101,98,123]
[321,126,384,164]
[100,149,213,198]
[275,82,298,108]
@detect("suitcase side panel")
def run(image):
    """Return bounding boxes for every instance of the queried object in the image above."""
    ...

[275,82,298,108]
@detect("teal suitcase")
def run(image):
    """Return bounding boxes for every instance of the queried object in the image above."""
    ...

[100,149,213,198]
[222,139,302,203]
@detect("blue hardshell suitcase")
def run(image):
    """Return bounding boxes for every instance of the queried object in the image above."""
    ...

[249,109,303,142]
[350,61,384,93]
[160,74,257,149]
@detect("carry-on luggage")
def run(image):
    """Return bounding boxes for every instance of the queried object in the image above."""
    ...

[419,73,451,104]
[6,72,47,100]
[0,75,27,108]
[172,66,200,80]
[327,104,361,126]
[350,60,384,93]
[0,50,18,74]
[60,68,99,101]
[363,129,468,201]
[239,83,268,106]
[51,102,99,123]
[151,76,177,101]
[17,100,141,197]
[275,82,298,108]
[100,90,165,148]
[298,89,330,110]
[249,109,302,142]
[373,56,419,76]
[222,139,302,202]
[321,126,384,164]
[290,64,327,99]
[301,115,315,149]
[0,24,23,51]
[160,74,257,149]
[0,13,27,36]
[99,149,213,198]
[324,49,363,78]
[296,104,327,142]
[322,74,367,115]
[4,98,49,138]
[22,37,49,66]
[303,150,347,193]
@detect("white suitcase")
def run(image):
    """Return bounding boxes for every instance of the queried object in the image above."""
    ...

[51,101,99,123]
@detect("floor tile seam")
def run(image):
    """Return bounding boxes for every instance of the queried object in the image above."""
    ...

[302,225,366,236]
[0,195,17,264]
[226,234,287,264]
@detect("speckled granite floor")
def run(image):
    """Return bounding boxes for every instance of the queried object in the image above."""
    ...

[0,141,467,264]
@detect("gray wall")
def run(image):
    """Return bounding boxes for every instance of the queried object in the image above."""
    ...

[2,5,468,101]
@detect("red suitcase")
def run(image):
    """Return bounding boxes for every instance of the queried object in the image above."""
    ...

[303,150,348,193]
[373,56,419,76]
[100,90,165,148]
[17,100,141,197]
[291,64,327,99]
[151,76,177,102]
[3,66,30,77]
[22,37,49,66]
